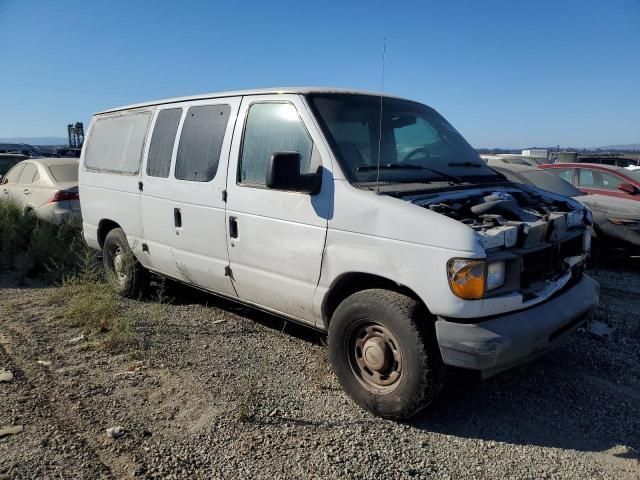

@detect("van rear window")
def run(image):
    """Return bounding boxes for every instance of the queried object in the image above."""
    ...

[84,111,152,174]
[175,104,230,182]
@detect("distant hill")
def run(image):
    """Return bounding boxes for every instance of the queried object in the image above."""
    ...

[594,143,640,151]
[0,137,68,146]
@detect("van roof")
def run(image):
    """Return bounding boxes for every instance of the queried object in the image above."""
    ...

[96,87,410,115]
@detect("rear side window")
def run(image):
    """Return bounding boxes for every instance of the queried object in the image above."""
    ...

[84,111,152,174]
[3,164,24,183]
[578,169,595,187]
[554,168,574,184]
[175,104,230,182]
[18,163,38,184]
[147,108,182,178]
[239,103,313,185]
[48,164,79,182]
[598,172,623,191]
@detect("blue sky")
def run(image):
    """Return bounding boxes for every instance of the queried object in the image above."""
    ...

[0,0,638,148]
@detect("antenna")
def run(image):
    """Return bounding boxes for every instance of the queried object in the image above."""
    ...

[375,37,386,194]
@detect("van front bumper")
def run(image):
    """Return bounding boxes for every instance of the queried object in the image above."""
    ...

[435,274,599,378]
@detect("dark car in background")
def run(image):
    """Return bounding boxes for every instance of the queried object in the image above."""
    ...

[0,143,44,157]
[36,146,82,158]
[487,161,640,251]
[541,163,640,202]
[52,147,82,158]
[0,153,28,179]
[576,156,640,168]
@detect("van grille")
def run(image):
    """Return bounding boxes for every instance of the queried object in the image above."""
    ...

[521,235,583,288]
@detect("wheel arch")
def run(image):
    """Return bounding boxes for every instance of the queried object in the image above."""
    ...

[97,219,122,249]
[321,272,429,330]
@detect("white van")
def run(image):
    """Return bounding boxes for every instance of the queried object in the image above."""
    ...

[79,88,599,419]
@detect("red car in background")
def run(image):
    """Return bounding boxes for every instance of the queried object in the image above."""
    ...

[541,163,640,201]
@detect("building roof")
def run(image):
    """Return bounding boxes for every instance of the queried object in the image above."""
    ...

[96,87,410,115]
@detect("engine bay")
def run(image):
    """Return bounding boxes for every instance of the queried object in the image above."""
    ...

[413,186,588,251]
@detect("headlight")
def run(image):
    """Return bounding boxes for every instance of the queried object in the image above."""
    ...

[486,261,506,291]
[447,259,486,300]
[447,259,506,299]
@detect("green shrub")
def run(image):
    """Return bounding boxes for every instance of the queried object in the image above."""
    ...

[1,198,141,351]
[0,198,89,281]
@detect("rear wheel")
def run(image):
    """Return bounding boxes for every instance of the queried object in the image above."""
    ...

[103,228,149,298]
[328,289,445,419]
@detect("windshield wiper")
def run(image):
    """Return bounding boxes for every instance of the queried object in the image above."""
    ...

[357,163,423,170]
[448,161,508,182]
[356,163,463,183]
[448,161,483,168]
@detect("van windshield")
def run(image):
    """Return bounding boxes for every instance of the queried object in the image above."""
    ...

[309,94,502,187]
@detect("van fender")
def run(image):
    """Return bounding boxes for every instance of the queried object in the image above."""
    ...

[312,230,478,329]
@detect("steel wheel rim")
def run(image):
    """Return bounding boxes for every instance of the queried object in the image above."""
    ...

[109,245,127,286]
[347,321,403,394]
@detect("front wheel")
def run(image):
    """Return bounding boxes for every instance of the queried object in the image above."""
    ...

[328,289,444,419]
[103,228,149,298]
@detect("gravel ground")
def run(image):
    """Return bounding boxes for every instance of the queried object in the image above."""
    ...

[0,259,639,479]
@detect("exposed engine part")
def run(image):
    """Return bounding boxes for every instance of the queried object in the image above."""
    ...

[470,193,538,222]
[417,187,585,251]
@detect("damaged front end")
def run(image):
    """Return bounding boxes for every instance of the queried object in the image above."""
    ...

[415,186,592,301]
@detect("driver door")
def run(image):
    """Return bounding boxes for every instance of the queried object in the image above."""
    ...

[224,95,331,324]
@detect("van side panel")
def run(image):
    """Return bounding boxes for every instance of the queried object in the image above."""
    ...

[136,107,182,277]
[139,97,241,296]
[79,109,153,253]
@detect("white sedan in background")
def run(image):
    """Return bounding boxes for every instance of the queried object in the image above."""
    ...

[1,158,81,225]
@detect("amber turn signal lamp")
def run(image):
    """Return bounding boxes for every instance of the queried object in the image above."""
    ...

[447,259,486,300]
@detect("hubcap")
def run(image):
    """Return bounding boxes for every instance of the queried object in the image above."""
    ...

[362,337,390,371]
[111,247,127,285]
[348,323,403,393]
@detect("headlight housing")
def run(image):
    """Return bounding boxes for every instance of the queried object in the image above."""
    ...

[447,259,505,300]
[447,259,485,299]
[486,261,506,291]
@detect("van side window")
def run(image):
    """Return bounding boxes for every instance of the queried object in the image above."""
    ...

[84,111,152,174]
[147,108,182,178]
[175,104,230,182]
[239,103,313,186]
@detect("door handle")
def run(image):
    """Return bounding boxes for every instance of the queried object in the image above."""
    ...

[23,189,30,195]
[174,208,182,228]
[229,216,238,239]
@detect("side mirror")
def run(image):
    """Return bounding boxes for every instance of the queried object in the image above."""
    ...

[266,152,321,194]
[618,183,638,194]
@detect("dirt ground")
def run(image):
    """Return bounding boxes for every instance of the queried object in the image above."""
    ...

[1,258,639,479]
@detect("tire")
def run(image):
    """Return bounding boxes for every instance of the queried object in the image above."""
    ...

[328,289,445,419]
[102,228,149,298]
